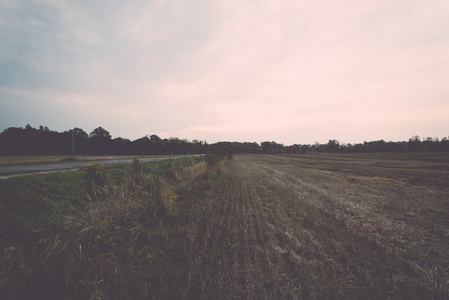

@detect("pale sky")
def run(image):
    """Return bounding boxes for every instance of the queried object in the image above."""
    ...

[1,0,448,145]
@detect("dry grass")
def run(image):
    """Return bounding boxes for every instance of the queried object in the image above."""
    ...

[0,155,163,166]
[2,153,449,298]
[0,157,211,299]
[50,159,212,299]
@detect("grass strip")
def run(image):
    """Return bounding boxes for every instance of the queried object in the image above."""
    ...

[0,156,218,299]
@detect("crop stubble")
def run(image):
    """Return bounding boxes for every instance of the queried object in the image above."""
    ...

[181,153,449,299]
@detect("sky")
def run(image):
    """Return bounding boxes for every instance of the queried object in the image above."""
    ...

[1,0,449,145]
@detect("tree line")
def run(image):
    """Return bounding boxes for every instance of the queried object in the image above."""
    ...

[213,137,449,154]
[294,136,449,153]
[0,124,448,156]
[0,125,206,156]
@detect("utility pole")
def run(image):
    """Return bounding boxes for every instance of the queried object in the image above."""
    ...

[72,132,75,156]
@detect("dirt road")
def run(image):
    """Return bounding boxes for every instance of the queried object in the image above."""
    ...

[178,153,449,299]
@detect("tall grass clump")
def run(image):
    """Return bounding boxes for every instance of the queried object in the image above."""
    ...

[0,171,86,299]
[205,145,233,167]
[50,168,174,298]
[0,156,213,299]
[85,163,105,200]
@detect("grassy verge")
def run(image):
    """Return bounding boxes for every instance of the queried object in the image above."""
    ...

[0,156,219,299]
[0,155,170,166]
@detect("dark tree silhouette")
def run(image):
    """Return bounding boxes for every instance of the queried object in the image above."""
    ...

[88,127,112,154]
[89,127,111,139]
[326,140,340,152]
[0,124,447,156]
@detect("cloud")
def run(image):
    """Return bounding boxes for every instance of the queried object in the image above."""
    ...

[1,0,449,144]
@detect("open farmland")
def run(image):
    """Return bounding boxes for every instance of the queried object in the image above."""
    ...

[2,152,449,299]
[181,153,449,298]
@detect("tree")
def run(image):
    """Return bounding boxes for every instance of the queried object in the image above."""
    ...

[89,127,111,139]
[132,136,151,155]
[112,137,132,155]
[71,127,88,140]
[327,140,340,152]
[68,128,88,155]
[261,141,272,153]
[38,125,49,133]
[150,134,161,142]
[88,127,112,154]
[408,135,422,152]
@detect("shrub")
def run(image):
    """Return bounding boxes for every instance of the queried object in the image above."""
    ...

[205,145,231,166]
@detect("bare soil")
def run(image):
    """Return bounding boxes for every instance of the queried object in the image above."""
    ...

[178,153,449,299]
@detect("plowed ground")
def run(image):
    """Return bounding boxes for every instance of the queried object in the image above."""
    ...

[178,153,449,299]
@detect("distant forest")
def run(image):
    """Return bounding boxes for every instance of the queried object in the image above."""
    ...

[0,124,448,156]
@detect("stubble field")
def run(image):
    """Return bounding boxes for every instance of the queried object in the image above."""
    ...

[2,152,449,299]
[180,153,449,299]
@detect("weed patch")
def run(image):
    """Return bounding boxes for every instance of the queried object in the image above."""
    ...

[0,156,217,299]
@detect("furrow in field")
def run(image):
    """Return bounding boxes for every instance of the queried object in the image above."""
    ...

[236,154,449,298]
[179,154,448,298]
[233,156,399,297]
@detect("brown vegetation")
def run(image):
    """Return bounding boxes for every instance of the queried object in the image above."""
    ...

[178,153,449,298]
[0,155,161,166]
[2,152,448,298]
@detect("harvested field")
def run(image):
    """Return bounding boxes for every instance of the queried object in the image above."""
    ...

[2,153,448,299]
[179,153,449,299]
